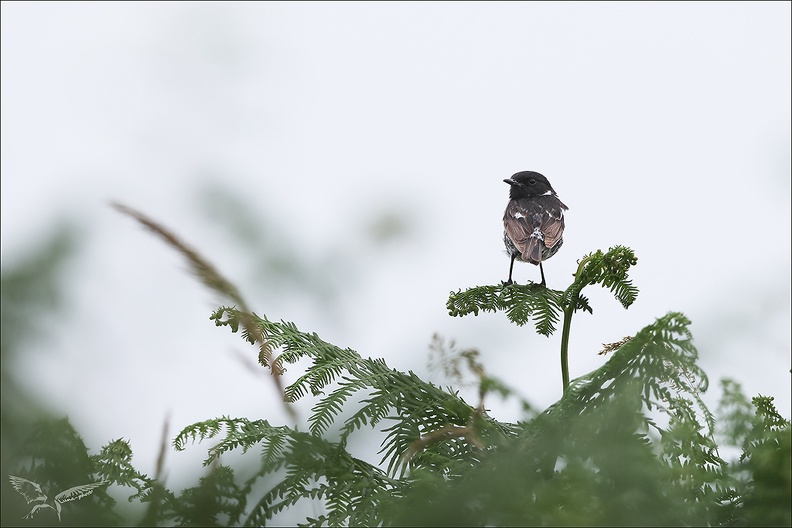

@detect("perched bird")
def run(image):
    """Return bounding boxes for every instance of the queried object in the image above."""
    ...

[502,171,568,286]
[8,474,107,521]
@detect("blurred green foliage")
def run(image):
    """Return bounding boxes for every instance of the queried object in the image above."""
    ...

[2,216,789,526]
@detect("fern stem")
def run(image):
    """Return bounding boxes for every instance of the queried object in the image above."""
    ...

[560,303,573,393]
[561,255,591,394]
[560,254,592,394]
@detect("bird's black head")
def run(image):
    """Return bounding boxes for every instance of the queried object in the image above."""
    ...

[503,171,555,199]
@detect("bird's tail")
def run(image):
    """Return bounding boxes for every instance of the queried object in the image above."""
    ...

[522,239,543,265]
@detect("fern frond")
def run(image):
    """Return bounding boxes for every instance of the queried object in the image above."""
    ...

[170,464,248,527]
[241,430,398,527]
[92,439,158,501]
[209,304,496,490]
[173,417,227,451]
[447,247,637,335]
[536,311,723,497]
[565,245,639,310]
[285,347,363,403]
[308,377,362,436]
[447,284,563,335]
[174,417,291,467]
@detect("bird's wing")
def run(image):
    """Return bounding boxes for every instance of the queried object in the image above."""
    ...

[8,475,46,504]
[23,503,56,520]
[503,201,535,254]
[55,481,108,504]
[539,210,565,249]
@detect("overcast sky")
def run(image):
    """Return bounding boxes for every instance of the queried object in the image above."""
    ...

[2,1,790,521]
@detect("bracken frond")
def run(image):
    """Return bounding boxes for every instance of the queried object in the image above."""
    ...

[447,284,563,335]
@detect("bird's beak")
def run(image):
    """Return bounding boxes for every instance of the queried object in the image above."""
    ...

[504,178,517,186]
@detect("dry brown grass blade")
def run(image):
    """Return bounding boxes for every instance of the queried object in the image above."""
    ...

[111,203,249,311]
[139,415,169,527]
[112,202,295,420]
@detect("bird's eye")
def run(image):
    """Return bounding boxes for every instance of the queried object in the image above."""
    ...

[528,178,536,185]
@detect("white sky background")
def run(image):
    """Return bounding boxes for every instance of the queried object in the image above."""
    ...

[2,1,790,522]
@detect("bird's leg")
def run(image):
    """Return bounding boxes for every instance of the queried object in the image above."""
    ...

[539,261,547,287]
[502,254,517,286]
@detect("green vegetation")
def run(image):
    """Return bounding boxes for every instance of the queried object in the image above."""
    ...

[2,206,789,526]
